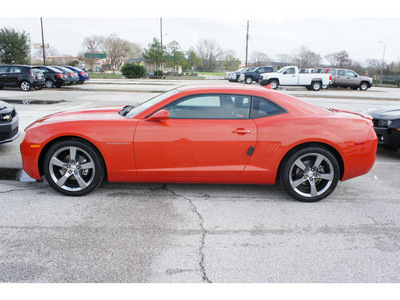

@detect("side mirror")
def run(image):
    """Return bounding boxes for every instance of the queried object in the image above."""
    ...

[146,109,170,122]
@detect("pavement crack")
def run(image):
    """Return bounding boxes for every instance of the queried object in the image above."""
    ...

[163,184,212,283]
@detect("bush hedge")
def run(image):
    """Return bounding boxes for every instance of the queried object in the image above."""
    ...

[121,63,146,79]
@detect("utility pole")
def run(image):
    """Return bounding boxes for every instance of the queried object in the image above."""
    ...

[40,17,46,65]
[160,17,163,71]
[245,20,249,67]
[379,41,386,85]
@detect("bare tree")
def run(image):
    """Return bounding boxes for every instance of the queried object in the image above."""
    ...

[325,50,351,67]
[196,38,223,71]
[250,51,270,67]
[276,53,292,66]
[291,45,322,68]
[82,35,102,70]
[100,34,131,73]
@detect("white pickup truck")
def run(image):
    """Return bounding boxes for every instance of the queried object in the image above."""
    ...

[259,66,332,91]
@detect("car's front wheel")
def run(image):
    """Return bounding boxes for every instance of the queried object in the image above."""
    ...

[43,140,104,196]
[245,77,253,84]
[360,82,369,91]
[269,79,279,89]
[280,147,340,202]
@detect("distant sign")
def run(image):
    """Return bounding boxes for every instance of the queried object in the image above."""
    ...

[84,53,106,59]
[33,43,49,49]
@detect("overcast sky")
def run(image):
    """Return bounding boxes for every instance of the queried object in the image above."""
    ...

[1,0,399,65]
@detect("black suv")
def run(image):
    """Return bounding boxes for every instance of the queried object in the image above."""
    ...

[33,66,70,88]
[0,100,19,144]
[0,65,45,91]
[238,66,274,84]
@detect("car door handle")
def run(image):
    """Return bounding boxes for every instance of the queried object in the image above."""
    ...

[232,128,251,134]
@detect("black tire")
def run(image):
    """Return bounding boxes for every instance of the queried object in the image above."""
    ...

[20,81,31,91]
[45,79,55,88]
[269,79,279,89]
[43,140,104,196]
[78,80,84,84]
[55,83,62,88]
[360,82,369,91]
[280,146,340,202]
[311,81,322,91]
[245,77,253,84]
[34,85,43,90]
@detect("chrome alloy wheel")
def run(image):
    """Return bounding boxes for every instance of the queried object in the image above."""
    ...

[20,81,31,91]
[48,146,96,192]
[288,153,334,198]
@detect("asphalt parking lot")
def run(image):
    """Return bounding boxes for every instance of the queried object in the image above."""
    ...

[0,80,399,283]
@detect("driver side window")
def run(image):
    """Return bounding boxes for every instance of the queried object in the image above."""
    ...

[165,94,251,119]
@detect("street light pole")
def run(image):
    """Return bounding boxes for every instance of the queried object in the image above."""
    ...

[40,17,46,65]
[160,17,163,72]
[379,41,386,84]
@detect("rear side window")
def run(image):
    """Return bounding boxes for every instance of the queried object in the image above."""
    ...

[0,66,8,72]
[165,94,251,119]
[337,70,346,76]
[251,97,286,119]
[9,66,22,73]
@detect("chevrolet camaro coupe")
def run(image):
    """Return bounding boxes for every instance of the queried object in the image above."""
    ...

[20,85,377,202]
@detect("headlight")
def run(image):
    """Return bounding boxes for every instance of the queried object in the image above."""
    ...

[374,119,392,128]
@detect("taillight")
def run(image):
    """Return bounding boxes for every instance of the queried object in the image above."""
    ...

[69,73,74,76]
[329,75,332,80]
[30,72,35,78]
[57,73,63,78]
[79,72,85,75]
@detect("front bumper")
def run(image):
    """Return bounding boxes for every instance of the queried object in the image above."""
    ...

[374,126,400,149]
[0,113,19,144]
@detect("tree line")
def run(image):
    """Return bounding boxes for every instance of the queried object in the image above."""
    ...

[2,26,400,77]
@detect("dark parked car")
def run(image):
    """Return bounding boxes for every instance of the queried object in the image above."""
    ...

[238,66,274,84]
[227,67,256,82]
[54,66,79,84]
[63,66,89,84]
[0,65,45,91]
[0,100,18,144]
[33,66,70,88]
[365,106,400,151]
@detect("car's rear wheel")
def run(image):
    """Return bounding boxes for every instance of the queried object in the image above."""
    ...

[311,81,322,91]
[45,79,54,88]
[43,140,104,196]
[20,81,31,91]
[34,85,43,90]
[78,80,84,84]
[280,147,340,202]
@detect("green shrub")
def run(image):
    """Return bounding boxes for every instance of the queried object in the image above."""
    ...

[394,79,400,87]
[121,63,146,79]
[154,70,164,77]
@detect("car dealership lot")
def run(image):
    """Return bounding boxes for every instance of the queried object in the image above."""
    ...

[0,80,400,282]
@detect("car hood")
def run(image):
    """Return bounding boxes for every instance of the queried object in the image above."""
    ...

[26,106,125,130]
[0,101,14,114]
[363,106,400,120]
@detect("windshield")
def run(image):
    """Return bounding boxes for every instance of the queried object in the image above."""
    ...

[125,89,180,118]
[277,67,286,73]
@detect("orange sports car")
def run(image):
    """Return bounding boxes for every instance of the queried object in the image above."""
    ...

[20,85,377,202]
